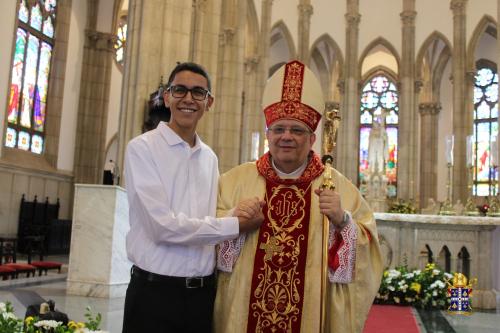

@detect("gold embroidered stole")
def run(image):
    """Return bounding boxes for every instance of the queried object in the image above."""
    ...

[246,153,323,333]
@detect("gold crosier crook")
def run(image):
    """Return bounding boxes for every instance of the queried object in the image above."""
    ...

[319,106,341,333]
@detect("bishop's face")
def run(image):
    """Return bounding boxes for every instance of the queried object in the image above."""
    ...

[266,119,316,173]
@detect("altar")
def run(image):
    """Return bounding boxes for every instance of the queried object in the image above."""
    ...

[374,212,500,309]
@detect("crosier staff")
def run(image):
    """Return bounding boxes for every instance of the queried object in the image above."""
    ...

[319,107,341,332]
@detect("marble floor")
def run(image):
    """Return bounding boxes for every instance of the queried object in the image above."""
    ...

[0,260,499,333]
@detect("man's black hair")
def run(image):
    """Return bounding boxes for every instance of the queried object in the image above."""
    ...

[166,62,212,92]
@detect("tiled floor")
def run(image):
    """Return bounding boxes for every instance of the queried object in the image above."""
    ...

[0,261,499,333]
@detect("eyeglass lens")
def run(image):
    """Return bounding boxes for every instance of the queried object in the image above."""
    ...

[269,126,310,136]
[169,85,210,101]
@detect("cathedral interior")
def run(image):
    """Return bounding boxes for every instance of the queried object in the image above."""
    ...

[0,0,499,332]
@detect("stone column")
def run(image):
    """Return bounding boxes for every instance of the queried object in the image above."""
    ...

[450,0,468,203]
[44,0,72,167]
[398,2,417,200]
[73,30,116,184]
[240,57,261,162]
[297,1,313,64]
[337,0,360,183]
[116,0,194,180]
[419,102,441,208]
[239,0,274,163]
[190,0,223,145]
[212,0,246,172]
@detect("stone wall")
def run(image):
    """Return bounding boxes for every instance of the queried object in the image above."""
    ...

[0,162,73,236]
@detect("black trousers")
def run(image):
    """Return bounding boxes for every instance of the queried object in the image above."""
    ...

[122,270,216,333]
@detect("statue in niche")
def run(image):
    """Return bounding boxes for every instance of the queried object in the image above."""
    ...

[365,112,389,211]
[368,113,389,176]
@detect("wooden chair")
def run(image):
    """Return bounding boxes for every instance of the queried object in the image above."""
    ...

[0,237,36,278]
[0,265,16,280]
[26,236,62,276]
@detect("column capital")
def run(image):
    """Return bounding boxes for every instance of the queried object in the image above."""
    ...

[414,79,424,93]
[244,56,260,73]
[85,30,117,52]
[192,0,208,10]
[298,3,313,16]
[325,101,340,111]
[418,102,442,115]
[345,13,361,26]
[219,27,236,46]
[450,0,467,15]
[336,79,345,95]
[466,70,476,84]
[400,10,417,25]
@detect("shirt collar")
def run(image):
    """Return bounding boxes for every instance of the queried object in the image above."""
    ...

[271,157,308,179]
[160,122,202,151]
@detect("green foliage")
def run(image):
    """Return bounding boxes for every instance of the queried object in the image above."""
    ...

[388,199,417,214]
[375,263,452,309]
[0,302,107,333]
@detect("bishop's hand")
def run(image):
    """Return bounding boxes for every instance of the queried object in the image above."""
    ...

[314,188,345,228]
[235,197,265,233]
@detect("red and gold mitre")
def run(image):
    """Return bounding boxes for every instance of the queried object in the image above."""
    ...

[263,60,324,131]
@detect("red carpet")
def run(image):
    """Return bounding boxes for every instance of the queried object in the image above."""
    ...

[363,305,420,333]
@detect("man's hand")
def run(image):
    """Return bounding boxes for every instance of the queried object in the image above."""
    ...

[235,197,265,233]
[314,188,345,228]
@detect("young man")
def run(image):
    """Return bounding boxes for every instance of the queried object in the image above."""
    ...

[214,60,383,333]
[122,62,263,333]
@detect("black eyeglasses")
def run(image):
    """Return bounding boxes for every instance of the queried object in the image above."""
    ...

[267,126,312,137]
[167,85,211,101]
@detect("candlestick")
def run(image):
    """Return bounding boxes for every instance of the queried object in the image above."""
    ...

[439,162,455,215]
[491,139,498,167]
[445,135,454,166]
[466,135,473,167]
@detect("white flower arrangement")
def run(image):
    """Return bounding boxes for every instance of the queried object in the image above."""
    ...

[0,302,108,333]
[375,263,451,309]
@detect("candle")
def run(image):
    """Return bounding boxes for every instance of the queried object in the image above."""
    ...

[491,139,498,167]
[466,135,473,167]
[445,135,454,166]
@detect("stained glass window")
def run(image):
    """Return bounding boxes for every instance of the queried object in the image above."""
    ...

[115,16,127,69]
[4,0,56,154]
[358,75,399,197]
[473,66,498,196]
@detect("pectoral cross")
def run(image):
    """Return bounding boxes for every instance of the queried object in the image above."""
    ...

[260,236,284,261]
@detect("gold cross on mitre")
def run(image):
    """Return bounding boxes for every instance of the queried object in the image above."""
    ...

[260,236,284,261]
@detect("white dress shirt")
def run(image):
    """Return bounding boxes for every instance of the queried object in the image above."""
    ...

[124,122,239,277]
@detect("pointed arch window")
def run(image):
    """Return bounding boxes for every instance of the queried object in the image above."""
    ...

[114,15,127,70]
[473,65,498,196]
[5,0,57,154]
[358,74,399,197]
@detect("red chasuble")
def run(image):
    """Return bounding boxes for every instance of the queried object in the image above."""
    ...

[246,152,324,333]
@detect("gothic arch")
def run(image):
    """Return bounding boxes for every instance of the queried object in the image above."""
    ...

[415,31,452,102]
[467,15,497,71]
[309,33,344,100]
[418,243,434,269]
[457,246,471,278]
[245,0,259,57]
[269,20,296,68]
[437,245,451,272]
[361,66,398,85]
[359,37,401,77]
[112,0,126,31]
